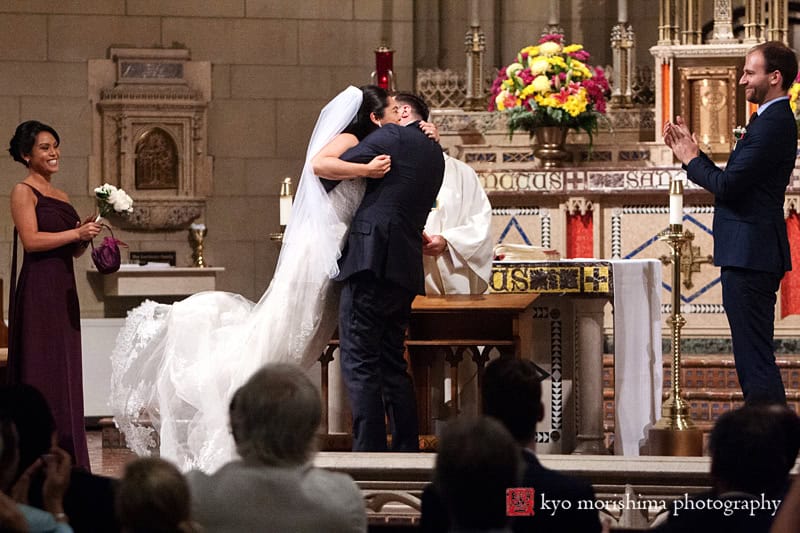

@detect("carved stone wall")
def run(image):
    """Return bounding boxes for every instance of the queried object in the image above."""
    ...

[89,48,212,230]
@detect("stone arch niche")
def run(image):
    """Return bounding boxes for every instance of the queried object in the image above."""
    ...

[89,48,212,230]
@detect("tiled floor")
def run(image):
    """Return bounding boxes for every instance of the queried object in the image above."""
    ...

[87,430,136,478]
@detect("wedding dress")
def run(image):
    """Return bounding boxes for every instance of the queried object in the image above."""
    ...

[110,86,366,472]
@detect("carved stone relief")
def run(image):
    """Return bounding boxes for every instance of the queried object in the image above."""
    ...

[89,48,212,230]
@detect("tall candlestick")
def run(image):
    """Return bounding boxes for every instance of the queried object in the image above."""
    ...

[618,0,628,23]
[279,177,293,226]
[669,177,684,226]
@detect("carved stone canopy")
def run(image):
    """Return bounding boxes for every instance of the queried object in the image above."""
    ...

[89,48,212,231]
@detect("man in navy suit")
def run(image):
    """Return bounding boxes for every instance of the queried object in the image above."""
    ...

[336,94,445,451]
[664,41,797,405]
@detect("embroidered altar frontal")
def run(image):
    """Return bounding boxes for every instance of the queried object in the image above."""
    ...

[491,262,612,295]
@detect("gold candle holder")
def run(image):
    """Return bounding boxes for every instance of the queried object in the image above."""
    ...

[189,223,208,268]
[649,179,703,456]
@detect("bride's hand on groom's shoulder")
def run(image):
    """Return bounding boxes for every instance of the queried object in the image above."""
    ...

[365,155,391,178]
[419,120,440,142]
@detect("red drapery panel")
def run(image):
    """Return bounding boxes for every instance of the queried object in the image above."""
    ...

[566,212,594,259]
[781,211,800,318]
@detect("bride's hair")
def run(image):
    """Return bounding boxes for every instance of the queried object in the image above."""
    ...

[343,85,390,140]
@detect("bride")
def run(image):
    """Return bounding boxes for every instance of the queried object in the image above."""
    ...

[110,85,429,472]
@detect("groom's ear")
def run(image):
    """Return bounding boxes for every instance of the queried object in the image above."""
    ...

[369,112,382,127]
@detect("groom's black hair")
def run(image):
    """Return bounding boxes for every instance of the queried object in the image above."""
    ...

[394,92,430,122]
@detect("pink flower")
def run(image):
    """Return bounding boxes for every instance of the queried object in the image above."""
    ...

[539,33,564,45]
[569,49,590,61]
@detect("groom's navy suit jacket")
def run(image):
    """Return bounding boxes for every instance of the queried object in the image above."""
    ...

[335,122,445,294]
[685,99,795,274]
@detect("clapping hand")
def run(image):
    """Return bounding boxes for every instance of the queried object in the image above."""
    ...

[663,115,700,165]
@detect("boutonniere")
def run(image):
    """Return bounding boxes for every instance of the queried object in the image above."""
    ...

[732,125,747,150]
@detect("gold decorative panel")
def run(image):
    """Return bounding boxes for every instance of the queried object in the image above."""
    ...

[678,66,738,159]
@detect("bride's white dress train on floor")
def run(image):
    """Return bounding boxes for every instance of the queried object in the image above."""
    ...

[109,87,365,472]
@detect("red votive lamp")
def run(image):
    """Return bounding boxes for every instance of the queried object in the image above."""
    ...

[372,45,395,90]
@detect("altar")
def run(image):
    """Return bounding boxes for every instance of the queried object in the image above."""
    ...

[489,259,662,456]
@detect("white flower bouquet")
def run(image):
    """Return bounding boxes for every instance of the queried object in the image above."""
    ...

[95,183,134,222]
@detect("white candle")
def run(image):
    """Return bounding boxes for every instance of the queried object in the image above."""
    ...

[279,195,292,226]
[279,177,293,227]
[669,178,684,225]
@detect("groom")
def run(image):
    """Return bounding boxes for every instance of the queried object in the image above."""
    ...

[336,94,444,451]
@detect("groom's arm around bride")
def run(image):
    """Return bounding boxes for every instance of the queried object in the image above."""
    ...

[335,94,445,452]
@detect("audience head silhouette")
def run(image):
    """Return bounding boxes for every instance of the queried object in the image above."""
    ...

[710,405,797,497]
[482,357,544,446]
[434,416,521,531]
[0,384,57,479]
[117,457,196,533]
[229,363,321,466]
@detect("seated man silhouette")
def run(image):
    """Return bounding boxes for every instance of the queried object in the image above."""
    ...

[186,363,367,533]
[654,404,799,533]
[420,357,602,532]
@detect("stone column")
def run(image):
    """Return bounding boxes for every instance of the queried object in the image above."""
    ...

[464,0,486,111]
[543,0,564,36]
[681,0,702,44]
[766,0,789,43]
[709,0,737,44]
[611,1,635,108]
[658,0,679,44]
[743,0,762,43]
[572,297,609,454]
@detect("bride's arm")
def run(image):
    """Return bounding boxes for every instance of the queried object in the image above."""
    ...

[311,133,390,180]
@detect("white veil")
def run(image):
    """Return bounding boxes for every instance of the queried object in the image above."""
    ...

[110,86,365,472]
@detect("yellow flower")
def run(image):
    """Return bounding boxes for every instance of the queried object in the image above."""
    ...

[548,56,568,70]
[520,45,539,58]
[563,44,583,54]
[520,84,537,99]
[531,75,552,93]
[569,59,592,79]
[539,41,562,56]
[530,58,550,76]
[563,90,589,116]
[790,82,800,113]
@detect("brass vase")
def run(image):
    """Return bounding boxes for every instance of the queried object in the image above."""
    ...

[533,126,569,168]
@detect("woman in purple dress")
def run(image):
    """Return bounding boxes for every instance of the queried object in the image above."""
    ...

[7,120,101,471]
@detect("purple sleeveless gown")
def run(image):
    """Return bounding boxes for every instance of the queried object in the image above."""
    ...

[8,185,90,471]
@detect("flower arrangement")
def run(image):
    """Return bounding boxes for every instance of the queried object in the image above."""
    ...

[488,34,610,144]
[94,183,134,222]
[789,72,800,128]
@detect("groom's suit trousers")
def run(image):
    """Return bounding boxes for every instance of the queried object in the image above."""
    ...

[339,271,419,452]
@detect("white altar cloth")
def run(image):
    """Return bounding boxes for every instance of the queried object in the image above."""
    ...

[609,259,663,456]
